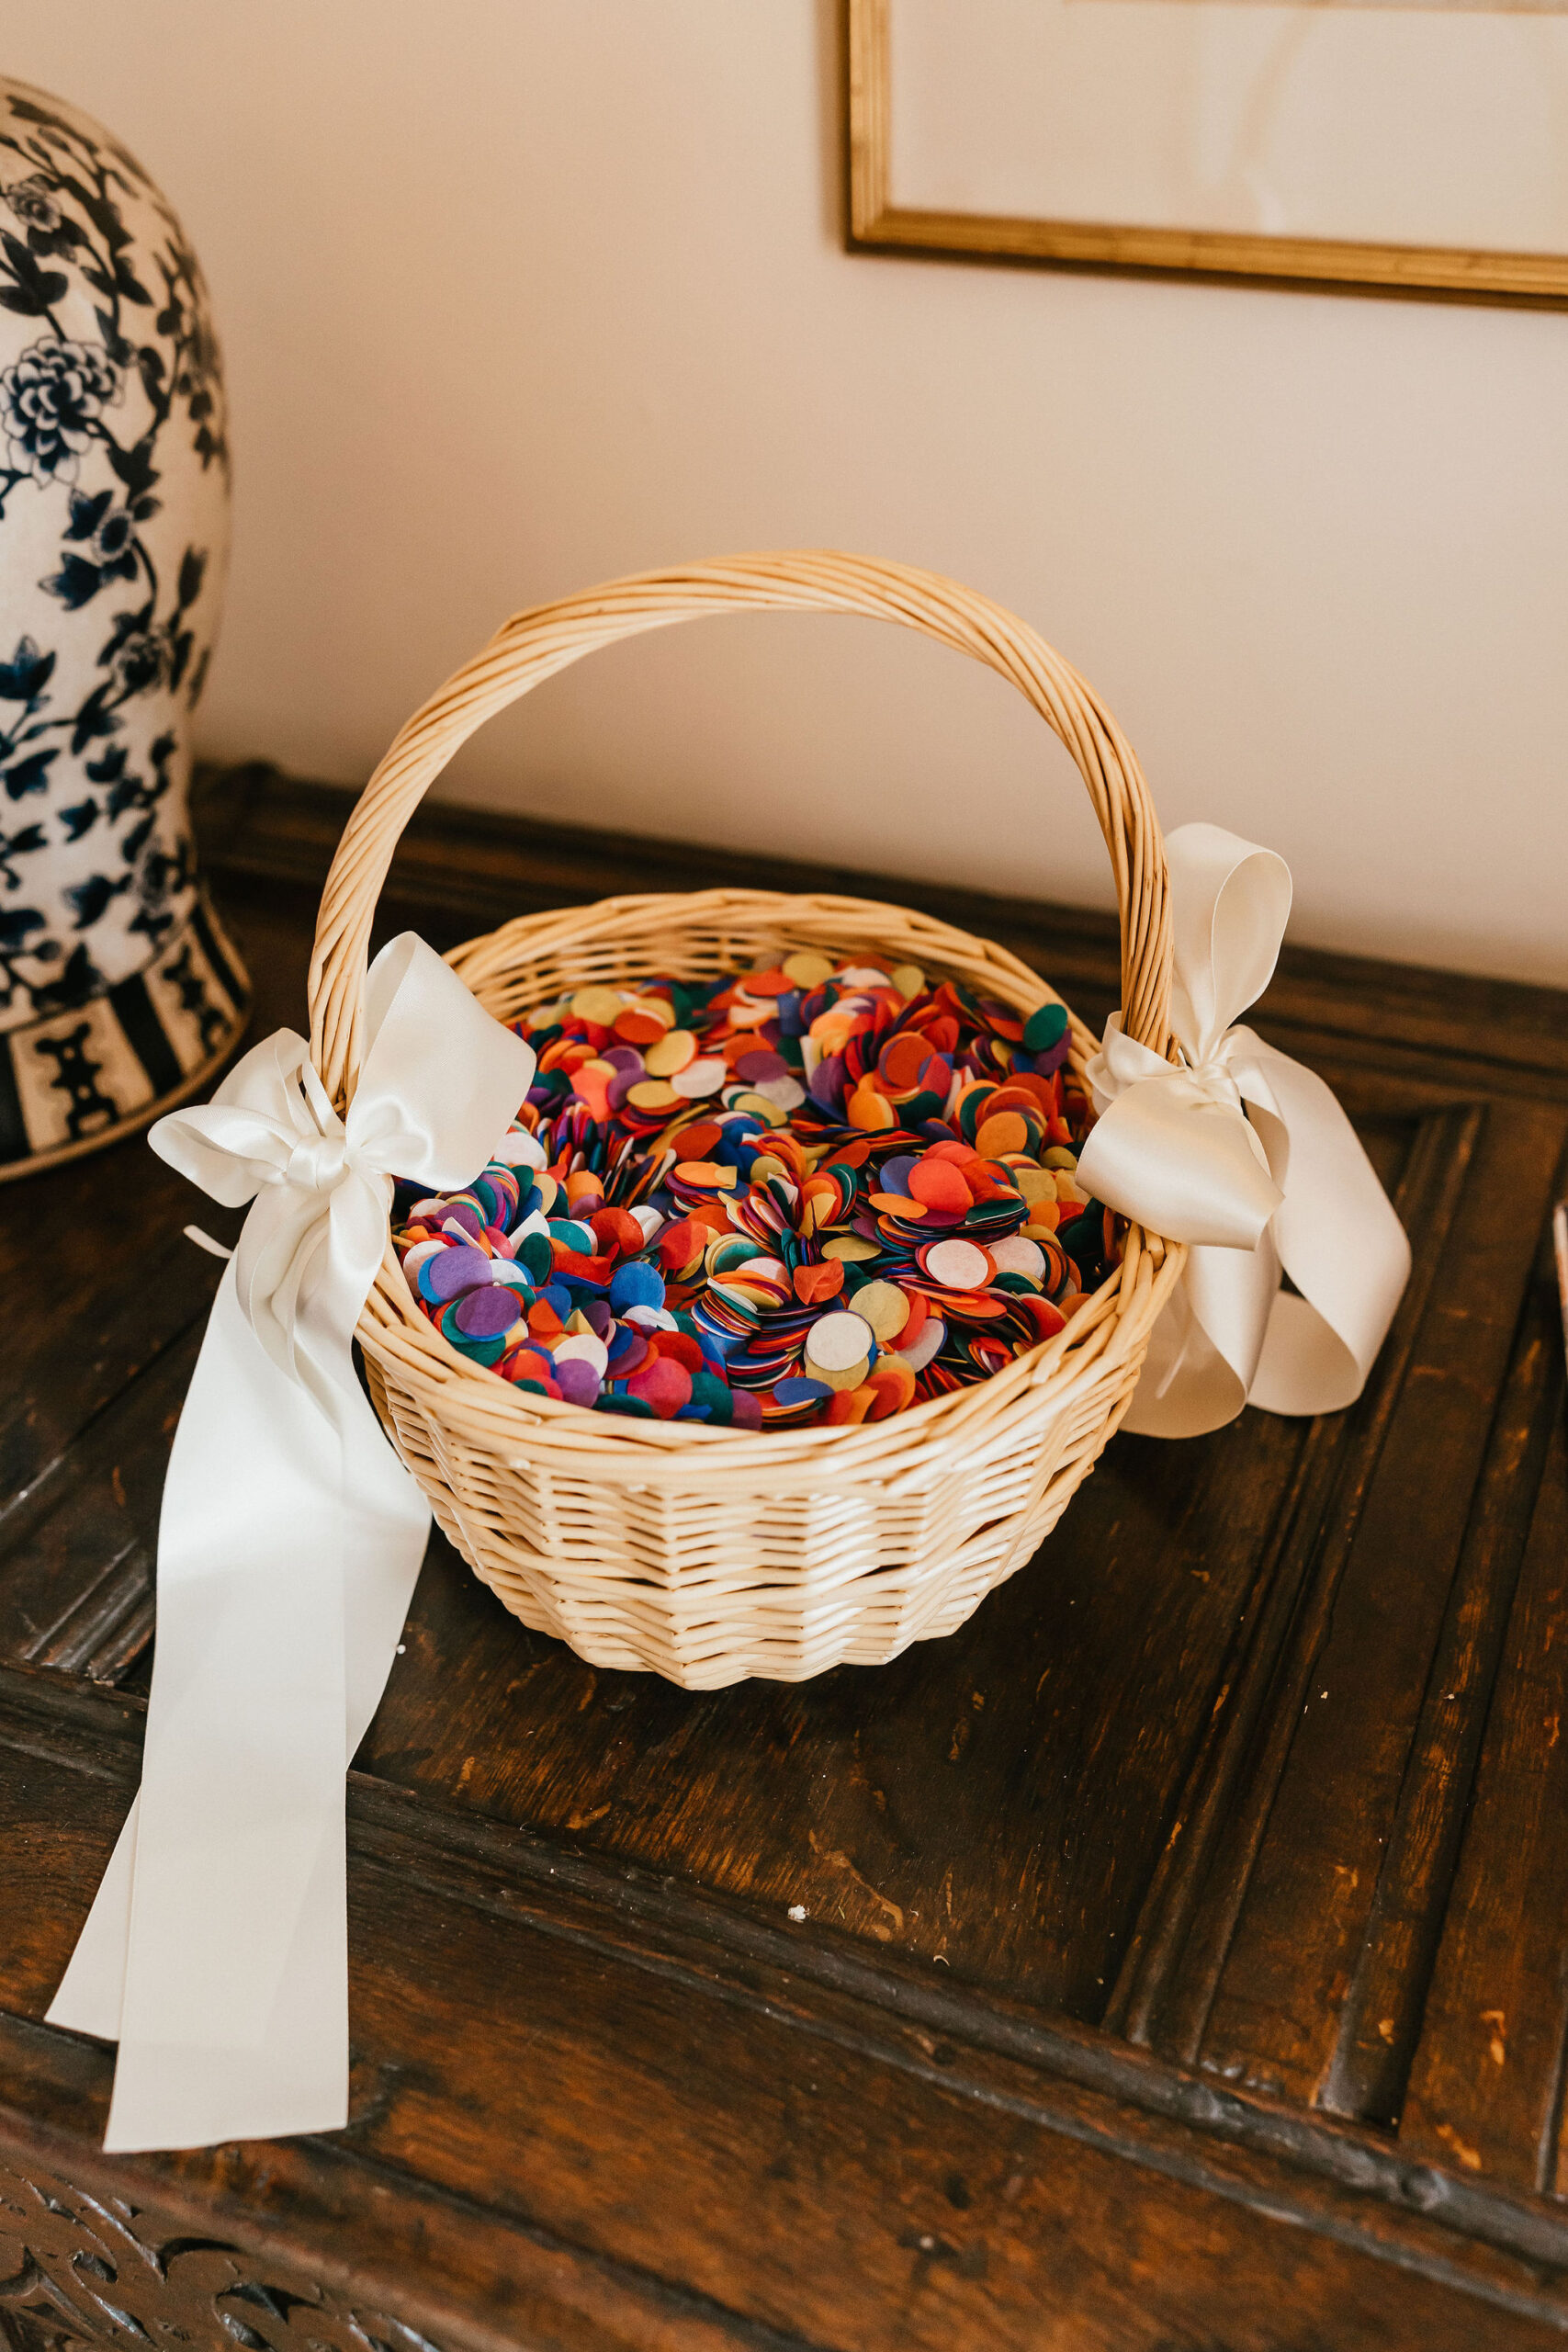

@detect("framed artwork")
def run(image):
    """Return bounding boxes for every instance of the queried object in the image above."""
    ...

[845,0,1568,303]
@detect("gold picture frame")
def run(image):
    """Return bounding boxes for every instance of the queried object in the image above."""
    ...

[844,0,1568,306]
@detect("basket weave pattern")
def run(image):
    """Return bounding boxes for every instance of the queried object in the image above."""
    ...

[310,557,1185,1688]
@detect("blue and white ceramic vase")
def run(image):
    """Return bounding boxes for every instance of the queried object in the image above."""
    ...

[0,76,248,1182]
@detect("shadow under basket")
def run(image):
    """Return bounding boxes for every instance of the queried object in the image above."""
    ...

[311,555,1186,1689]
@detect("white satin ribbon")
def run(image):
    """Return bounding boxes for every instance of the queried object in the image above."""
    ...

[48,933,535,2152]
[1077,823,1411,1439]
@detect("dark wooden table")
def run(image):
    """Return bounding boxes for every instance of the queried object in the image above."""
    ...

[4,765,1567,2352]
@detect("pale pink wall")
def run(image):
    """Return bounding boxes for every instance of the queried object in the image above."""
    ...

[5,2,1564,983]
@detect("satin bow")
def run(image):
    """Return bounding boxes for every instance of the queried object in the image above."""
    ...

[1077,824,1411,1439]
[49,933,535,2153]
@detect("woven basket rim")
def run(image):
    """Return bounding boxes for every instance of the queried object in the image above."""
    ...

[356,883,1182,1468]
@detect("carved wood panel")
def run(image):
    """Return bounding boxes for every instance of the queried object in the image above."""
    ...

[0,2155,438,2352]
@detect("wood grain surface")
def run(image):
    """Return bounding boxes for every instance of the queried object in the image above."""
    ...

[2,763,1565,2352]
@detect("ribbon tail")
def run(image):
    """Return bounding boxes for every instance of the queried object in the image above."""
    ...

[1244,1045,1412,1418]
[1123,1227,1280,1438]
[341,1367,430,1760]
[49,1261,429,2153]
[48,1804,140,2041]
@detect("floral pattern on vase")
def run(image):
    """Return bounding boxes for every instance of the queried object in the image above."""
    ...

[0,75,248,1181]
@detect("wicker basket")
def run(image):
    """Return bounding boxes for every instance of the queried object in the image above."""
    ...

[307,554,1185,1689]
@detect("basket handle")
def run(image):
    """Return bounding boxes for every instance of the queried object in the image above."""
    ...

[308,552,1172,1099]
